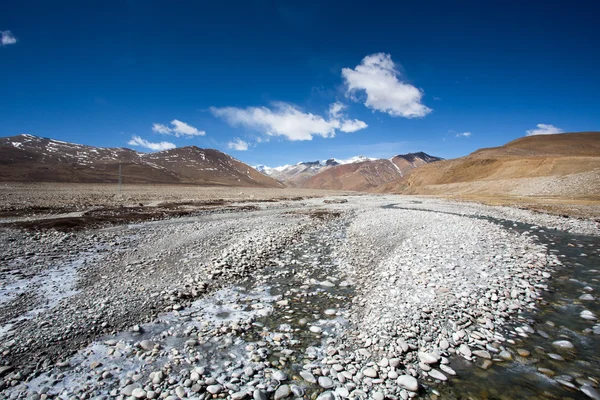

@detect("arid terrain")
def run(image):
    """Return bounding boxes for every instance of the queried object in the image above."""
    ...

[377,132,600,217]
[0,187,599,400]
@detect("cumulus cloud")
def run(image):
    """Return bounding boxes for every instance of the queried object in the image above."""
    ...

[526,124,564,136]
[342,53,431,118]
[127,135,175,151]
[1,30,17,46]
[152,119,205,137]
[456,132,472,138]
[227,138,249,151]
[210,102,367,141]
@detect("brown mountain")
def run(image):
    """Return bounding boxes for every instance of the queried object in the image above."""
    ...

[0,134,283,187]
[376,132,600,199]
[300,152,442,191]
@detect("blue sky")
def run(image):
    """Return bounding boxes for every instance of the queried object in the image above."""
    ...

[1,1,599,167]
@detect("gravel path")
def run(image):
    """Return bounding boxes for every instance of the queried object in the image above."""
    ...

[0,195,598,399]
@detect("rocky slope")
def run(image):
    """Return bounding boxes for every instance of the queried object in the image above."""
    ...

[301,152,441,191]
[259,153,441,190]
[377,132,600,199]
[0,134,283,188]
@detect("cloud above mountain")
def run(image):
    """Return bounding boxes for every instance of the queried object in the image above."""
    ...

[526,124,563,136]
[227,138,249,151]
[342,53,431,118]
[152,119,205,137]
[128,135,176,151]
[210,102,367,141]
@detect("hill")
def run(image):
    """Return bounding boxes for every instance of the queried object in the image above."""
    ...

[0,134,283,188]
[376,132,600,206]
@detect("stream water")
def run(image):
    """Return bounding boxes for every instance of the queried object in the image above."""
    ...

[432,219,600,400]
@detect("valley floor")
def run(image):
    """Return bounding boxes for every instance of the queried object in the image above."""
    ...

[0,194,598,399]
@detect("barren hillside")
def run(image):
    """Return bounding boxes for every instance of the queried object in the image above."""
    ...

[376,132,600,202]
[0,134,283,188]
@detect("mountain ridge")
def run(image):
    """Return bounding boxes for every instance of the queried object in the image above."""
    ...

[0,134,283,188]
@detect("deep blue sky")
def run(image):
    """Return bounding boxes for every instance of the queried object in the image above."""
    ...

[1,0,599,166]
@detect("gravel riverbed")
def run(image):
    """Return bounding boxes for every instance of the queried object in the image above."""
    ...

[0,195,598,399]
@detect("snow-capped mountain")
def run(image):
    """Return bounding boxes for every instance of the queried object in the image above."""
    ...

[255,155,377,187]
[0,134,283,187]
[257,153,441,189]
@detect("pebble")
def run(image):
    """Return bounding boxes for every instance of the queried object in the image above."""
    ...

[318,376,334,389]
[459,344,472,358]
[418,352,440,364]
[439,364,456,376]
[396,375,419,392]
[253,389,268,400]
[472,350,491,359]
[207,385,222,394]
[300,371,316,383]
[132,388,147,399]
[317,391,335,400]
[517,349,530,357]
[581,385,600,400]
[428,369,447,381]
[273,370,287,381]
[581,310,597,320]
[552,340,575,350]
[363,368,378,378]
[579,294,595,301]
[274,385,291,400]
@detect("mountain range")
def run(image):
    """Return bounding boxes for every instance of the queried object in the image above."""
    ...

[0,134,283,188]
[257,153,441,191]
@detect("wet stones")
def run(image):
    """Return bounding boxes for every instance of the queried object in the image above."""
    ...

[552,340,575,350]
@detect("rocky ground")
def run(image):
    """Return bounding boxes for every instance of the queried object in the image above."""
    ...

[0,195,598,400]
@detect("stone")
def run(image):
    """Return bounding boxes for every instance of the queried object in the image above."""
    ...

[373,391,384,400]
[428,369,447,381]
[139,340,155,351]
[517,349,530,357]
[459,344,472,358]
[479,360,493,370]
[363,368,378,378]
[132,388,147,399]
[317,391,335,400]
[273,370,287,381]
[274,385,291,400]
[207,385,222,394]
[232,391,249,400]
[253,389,268,400]
[579,294,595,301]
[291,385,305,397]
[175,386,186,398]
[472,350,491,359]
[581,385,600,400]
[318,376,334,389]
[439,339,449,350]
[389,358,401,368]
[581,310,597,320]
[439,364,456,376]
[552,340,575,350]
[418,352,440,364]
[121,384,141,397]
[397,375,419,392]
[300,371,316,383]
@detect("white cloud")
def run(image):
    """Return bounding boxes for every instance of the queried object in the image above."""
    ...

[456,132,472,138]
[151,119,205,137]
[1,30,17,46]
[339,119,368,133]
[210,102,367,141]
[127,135,176,151]
[227,138,249,151]
[342,53,431,118]
[329,101,346,118]
[526,124,564,136]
